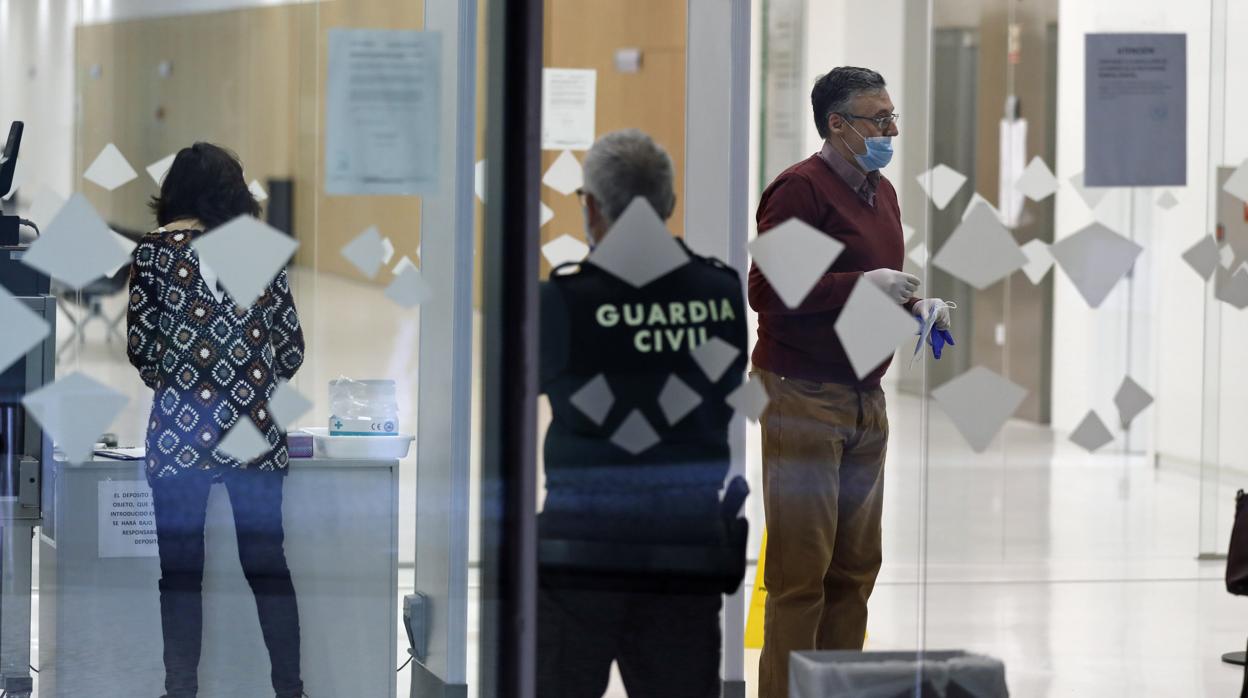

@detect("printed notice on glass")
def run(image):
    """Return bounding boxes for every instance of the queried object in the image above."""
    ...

[542,69,597,151]
[1084,33,1186,186]
[98,480,158,558]
[325,29,442,196]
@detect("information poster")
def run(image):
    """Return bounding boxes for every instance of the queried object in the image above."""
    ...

[1084,33,1186,186]
[542,68,597,151]
[325,29,442,196]
[98,480,158,559]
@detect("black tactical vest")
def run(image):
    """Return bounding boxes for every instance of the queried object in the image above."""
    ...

[539,242,748,546]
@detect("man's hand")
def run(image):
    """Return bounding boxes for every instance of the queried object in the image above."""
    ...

[864,268,920,303]
[913,297,952,330]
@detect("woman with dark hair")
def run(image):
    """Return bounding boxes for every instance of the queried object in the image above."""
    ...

[126,142,306,698]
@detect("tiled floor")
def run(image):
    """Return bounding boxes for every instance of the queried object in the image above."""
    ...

[43,271,1248,697]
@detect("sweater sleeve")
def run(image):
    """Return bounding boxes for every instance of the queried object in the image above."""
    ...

[748,173,864,315]
[269,269,305,380]
[126,236,164,389]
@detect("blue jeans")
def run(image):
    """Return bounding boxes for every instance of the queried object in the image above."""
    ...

[151,469,303,698]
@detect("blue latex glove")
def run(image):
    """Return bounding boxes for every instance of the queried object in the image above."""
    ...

[929,327,955,359]
[910,299,957,366]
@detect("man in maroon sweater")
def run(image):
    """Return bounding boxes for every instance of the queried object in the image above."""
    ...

[751,66,951,698]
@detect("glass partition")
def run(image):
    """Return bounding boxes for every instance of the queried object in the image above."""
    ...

[3,1,489,696]
[1,0,1245,696]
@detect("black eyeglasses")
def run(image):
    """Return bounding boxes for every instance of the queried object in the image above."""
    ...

[838,112,900,130]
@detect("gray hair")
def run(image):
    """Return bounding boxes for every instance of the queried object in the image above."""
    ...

[811,67,887,139]
[581,129,677,224]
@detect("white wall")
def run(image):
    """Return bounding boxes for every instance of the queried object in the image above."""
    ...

[801,0,908,187]
[0,0,76,213]
[1052,0,1248,470]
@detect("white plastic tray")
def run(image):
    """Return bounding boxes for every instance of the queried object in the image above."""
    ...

[301,427,414,460]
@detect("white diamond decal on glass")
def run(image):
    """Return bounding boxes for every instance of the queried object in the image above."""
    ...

[21,372,129,464]
[658,374,702,426]
[1221,244,1235,270]
[381,238,395,265]
[1020,239,1054,284]
[902,223,916,244]
[1156,191,1179,210]
[1182,236,1219,281]
[961,193,1004,224]
[393,255,417,277]
[569,374,614,426]
[28,187,66,231]
[542,234,589,268]
[1015,156,1058,202]
[83,143,138,191]
[1215,265,1248,310]
[609,410,660,456]
[725,375,769,423]
[22,194,131,290]
[1224,157,1248,203]
[586,197,689,288]
[833,278,916,380]
[268,380,313,432]
[907,241,928,269]
[540,201,555,228]
[217,418,271,464]
[146,152,177,186]
[249,179,268,202]
[931,367,1028,453]
[109,230,138,277]
[0,286,51,373]
[1050,222,1143,308]
[341,226,387,279]
[1070,411,1114,453]
[931,202,1027,290]
[749,218,844,309]
[192,216,299,307]
[916,164,967,210]
[542,150,583,196]
[385,266,433,309]
[1114,376,1154,429]
[1069,171,1109,210]
[689,337,741,383]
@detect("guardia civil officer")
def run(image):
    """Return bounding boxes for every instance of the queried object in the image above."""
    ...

[537,129,748,697]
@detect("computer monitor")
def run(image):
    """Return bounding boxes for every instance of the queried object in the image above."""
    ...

[0,122,22,199]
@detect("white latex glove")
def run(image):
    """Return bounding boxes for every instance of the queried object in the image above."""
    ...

[864,268,920,304]
[913,297,952,330]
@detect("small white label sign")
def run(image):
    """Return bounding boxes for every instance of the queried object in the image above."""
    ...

[98,480,159,558]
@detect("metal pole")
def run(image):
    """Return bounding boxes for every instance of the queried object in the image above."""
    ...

[684,1,751,690]
[479,0,542,694]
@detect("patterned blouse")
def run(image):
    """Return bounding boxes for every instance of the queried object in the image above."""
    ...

[126,225,305,483]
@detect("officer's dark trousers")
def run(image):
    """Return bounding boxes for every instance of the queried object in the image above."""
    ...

[537,587,722,697]
[151,468,304,698]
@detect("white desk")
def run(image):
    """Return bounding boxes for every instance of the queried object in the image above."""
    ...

[38,457,399,697]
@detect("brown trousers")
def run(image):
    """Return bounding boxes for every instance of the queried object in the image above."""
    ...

[755,369,888,698]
